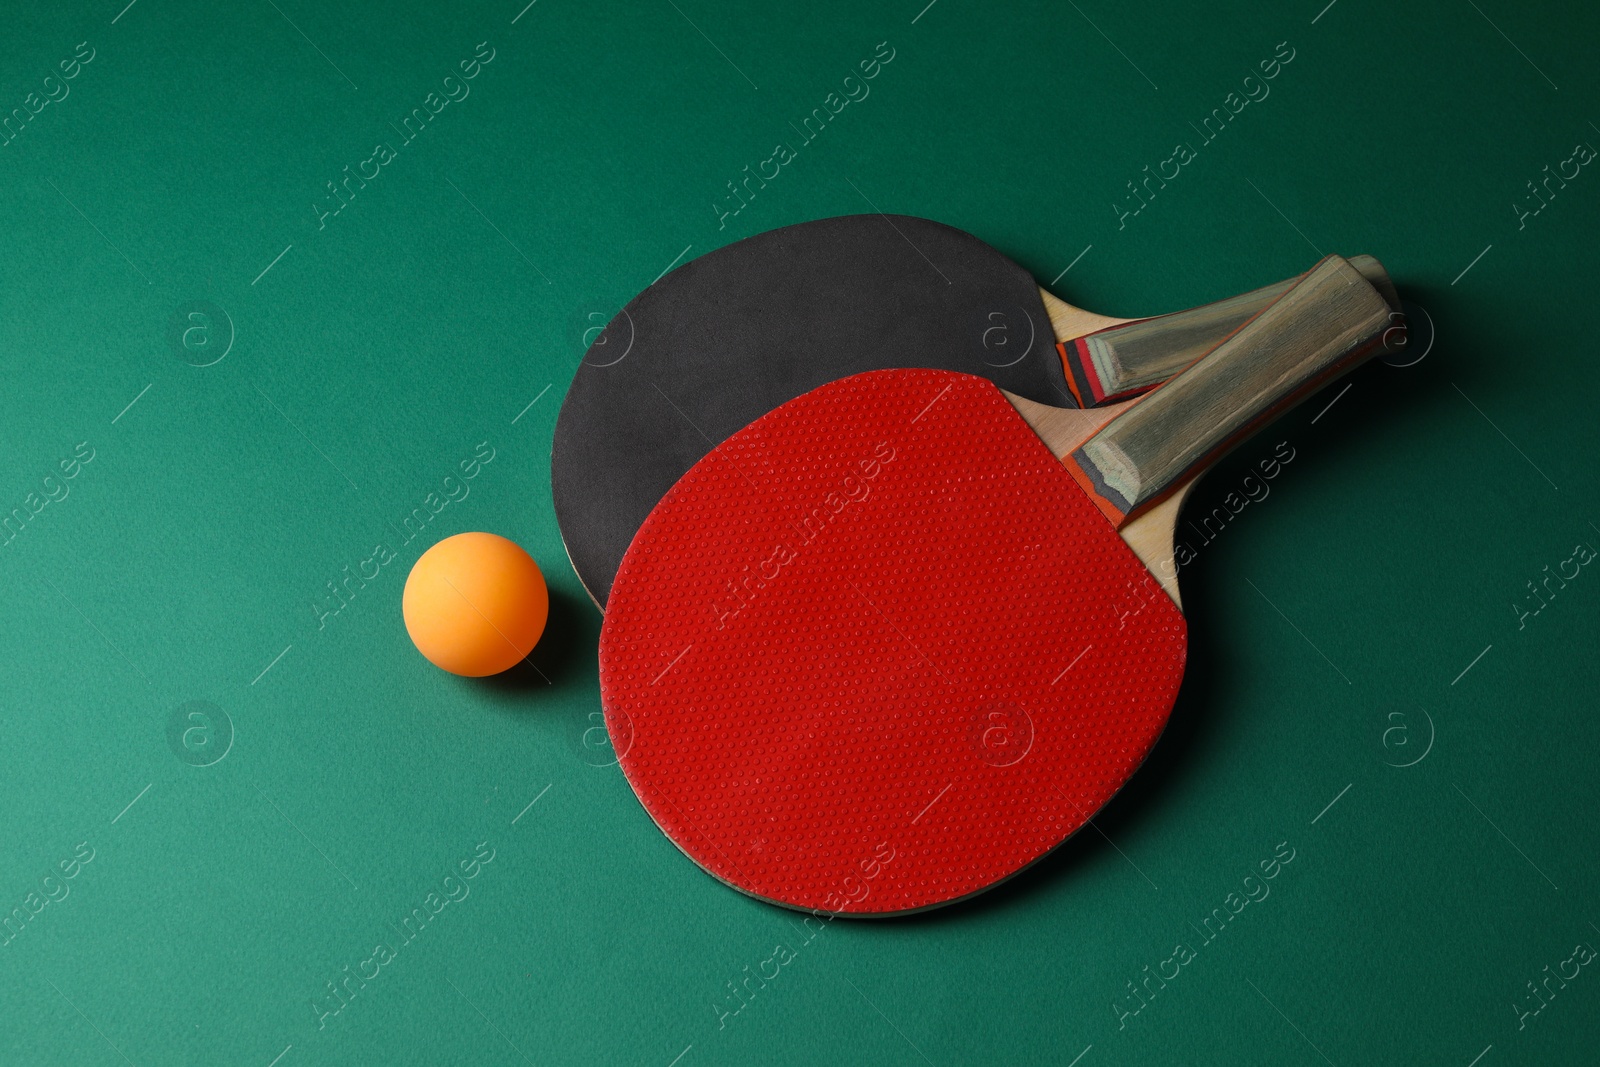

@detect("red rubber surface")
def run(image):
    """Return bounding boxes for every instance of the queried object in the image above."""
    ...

[599,369,1187,914]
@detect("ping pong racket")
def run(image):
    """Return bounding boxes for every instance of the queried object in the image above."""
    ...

[552,214,1398,608]
[598,255,1393,915]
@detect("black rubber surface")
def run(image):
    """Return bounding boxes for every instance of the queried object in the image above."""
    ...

[552,214,1068,608]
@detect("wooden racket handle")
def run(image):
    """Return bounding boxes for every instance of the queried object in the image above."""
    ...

[1058,254,1399,406]
[1067,255,1393,525]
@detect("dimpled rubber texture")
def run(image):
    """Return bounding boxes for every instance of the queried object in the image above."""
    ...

[599,369,1188,915]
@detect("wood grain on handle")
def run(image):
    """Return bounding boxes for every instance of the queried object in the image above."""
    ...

[1054,254,1399,406]
[1066,255,1393,525]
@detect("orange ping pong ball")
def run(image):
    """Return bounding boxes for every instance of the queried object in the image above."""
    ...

[403,532,549,676]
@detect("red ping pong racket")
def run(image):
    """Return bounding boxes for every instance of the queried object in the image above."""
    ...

[599,255,1393,915]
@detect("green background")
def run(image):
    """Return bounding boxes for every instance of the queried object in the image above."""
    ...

[2,0,1596,1063]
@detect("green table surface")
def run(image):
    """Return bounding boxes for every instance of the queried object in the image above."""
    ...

[3,0,1597,1063]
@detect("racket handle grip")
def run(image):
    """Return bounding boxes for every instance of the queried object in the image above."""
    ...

[1067,254,1394,525]
[1058,254,1400,407]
